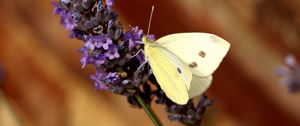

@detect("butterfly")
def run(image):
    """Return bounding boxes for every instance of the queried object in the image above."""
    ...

[142,33,230,105]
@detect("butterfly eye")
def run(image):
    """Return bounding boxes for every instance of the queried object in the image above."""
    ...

[188,62,198,68]
[198,51,206,58]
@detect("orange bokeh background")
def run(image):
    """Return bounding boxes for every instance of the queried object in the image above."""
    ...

[1,0,300,126]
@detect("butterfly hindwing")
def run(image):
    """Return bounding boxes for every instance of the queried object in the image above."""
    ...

[188,75,212,98]
[156,33,230,77]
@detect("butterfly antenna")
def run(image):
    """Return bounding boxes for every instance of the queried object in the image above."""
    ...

[147,5,155,36]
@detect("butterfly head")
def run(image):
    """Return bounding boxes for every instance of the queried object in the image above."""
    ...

[142,35,155,45]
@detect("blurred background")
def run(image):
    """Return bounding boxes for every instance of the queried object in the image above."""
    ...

[1,0,300,126]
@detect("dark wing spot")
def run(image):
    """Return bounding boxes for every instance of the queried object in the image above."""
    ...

[189,62,198,68]
[199,51,206,58]
[177,68,182,73]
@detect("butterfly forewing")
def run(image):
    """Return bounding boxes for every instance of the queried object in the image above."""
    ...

[156,33,230,77]
[147,45,192,104]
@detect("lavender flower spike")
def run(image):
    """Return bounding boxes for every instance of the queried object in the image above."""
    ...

[124,27,144,50]
[53,2,76,30]
[276,54,300,92]
[106,0,114,11]
[54,0,148,94]
[85,35,113,51]
[91,72,108,90]
[105,45,120,59]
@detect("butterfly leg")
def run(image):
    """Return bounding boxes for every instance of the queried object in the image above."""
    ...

[128,49,144,58]
[136,60,148,72]
[129,49,148,73]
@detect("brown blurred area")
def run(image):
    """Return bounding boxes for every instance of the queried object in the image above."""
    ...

[0,0,300,126]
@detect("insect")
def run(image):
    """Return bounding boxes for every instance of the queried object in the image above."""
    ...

[142,6,230,105]
[143,33,230,104]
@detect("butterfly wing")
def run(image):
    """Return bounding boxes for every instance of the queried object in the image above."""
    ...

[156,33,230,77]
[188,75,212,98]
[146,45,192,104]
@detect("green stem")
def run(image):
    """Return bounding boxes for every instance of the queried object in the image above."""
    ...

[135,94,163,126]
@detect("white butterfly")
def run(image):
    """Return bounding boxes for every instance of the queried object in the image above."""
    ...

[143,33,230,104]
